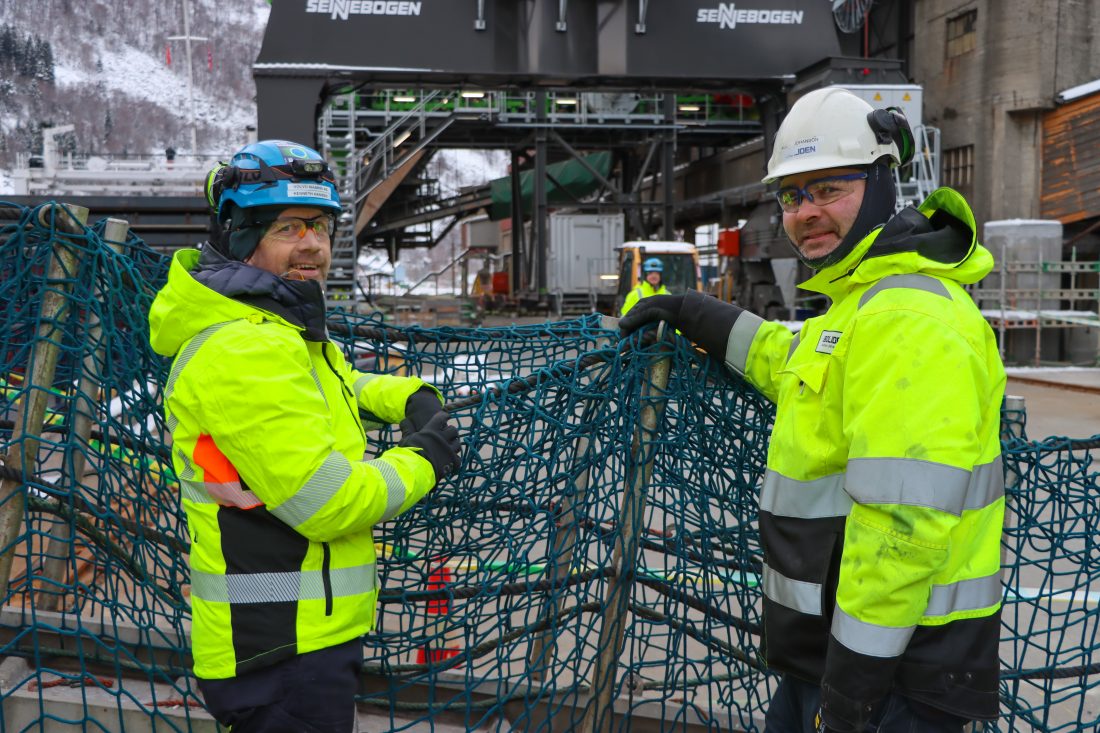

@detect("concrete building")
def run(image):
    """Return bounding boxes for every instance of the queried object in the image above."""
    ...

[913,0,1100,230]
[911,1,1100,363]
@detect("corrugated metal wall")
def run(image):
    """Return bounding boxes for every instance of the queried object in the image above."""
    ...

[1042,92,1100,224]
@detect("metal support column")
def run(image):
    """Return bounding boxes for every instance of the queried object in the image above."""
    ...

[556,0,569,31]
[635,0,649,34]
[535,90,549,297]
[662,95,676,240]
[388,236,399,266]
[510,149,526,297]
[619,152,638,240]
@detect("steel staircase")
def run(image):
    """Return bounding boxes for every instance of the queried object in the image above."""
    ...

[319,94,360,307]
[319,91,460,307]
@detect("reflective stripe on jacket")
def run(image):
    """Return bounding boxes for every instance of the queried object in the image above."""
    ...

[620,281,670,316]
[150,249,438,680]
[722,188,1006,722]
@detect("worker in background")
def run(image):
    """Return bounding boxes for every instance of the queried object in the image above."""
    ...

[148,140,462,732]
[472,263,492,298]
[620,88,1005,732]
[620,256,669,315]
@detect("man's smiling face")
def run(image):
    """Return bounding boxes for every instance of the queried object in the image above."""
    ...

[245,206,333,282]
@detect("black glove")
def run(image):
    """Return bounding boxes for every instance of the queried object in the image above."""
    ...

[619,290,744,359]
[399,411,461,481]
[404,387,444,433]
[618,294,686,335]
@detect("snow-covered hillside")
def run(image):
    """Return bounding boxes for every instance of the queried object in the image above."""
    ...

[0,0,270,192]
[51,37,259,145]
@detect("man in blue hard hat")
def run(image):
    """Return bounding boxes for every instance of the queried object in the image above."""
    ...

[149,140,462,732]
[620,256,669,315]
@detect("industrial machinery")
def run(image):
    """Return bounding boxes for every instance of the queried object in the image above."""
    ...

[254,1,926,315]
[613,242,702,314]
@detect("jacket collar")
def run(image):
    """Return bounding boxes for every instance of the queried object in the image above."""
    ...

[191,246,329,341]
[798,187,988,304]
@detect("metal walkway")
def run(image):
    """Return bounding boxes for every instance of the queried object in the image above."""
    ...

[318,88,765,304]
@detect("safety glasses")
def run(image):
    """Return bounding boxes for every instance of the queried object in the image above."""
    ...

[775,172,868,213]
[264,214,337,241]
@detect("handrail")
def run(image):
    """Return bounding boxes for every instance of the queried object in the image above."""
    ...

[402,247,476,295]
[360,90,444,162]
[358,116,458,202]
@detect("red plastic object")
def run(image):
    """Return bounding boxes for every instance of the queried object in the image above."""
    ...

[491,271,510,295]
[717,228,741,257]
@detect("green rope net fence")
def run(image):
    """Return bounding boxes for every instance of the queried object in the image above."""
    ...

[0,202,1098,732]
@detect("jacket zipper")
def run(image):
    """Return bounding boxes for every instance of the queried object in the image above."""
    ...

[321,345,366,441]
[316,344,356,617]
[322,541,333,616]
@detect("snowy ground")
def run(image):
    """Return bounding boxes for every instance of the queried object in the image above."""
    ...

[1006,365,1100,374]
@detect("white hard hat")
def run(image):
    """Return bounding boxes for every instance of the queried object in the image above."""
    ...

[762,87,902,184]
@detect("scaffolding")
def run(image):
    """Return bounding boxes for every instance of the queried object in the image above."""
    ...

[970,248,1100,366]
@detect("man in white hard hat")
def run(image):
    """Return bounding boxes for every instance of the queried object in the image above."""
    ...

[620,87,1006,732]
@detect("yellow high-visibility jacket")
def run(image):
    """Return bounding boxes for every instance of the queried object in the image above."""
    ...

[620,281,670,316]
[723,189,1006,725]
[149,248,438,680]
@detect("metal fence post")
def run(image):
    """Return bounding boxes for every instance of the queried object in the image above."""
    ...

[581,325,673,733]
[0,204,90,603]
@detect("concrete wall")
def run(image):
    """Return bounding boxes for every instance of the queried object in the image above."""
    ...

[914,0,1100,229]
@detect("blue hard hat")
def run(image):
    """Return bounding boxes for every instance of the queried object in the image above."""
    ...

[204,140,341,260]
[215,140,341,220]
[642,257,663,273]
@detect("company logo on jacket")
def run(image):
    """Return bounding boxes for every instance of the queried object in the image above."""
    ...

[816,330,842,354]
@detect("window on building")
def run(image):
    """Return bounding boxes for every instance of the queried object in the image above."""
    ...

[943,145,974,189]
[946,9,978,58]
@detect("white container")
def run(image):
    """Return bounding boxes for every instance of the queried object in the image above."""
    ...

[836,83,923,130]
[464,216,500,250]
[547,212,625,294]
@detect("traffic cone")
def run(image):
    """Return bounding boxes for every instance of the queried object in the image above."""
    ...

[416,564,461,666]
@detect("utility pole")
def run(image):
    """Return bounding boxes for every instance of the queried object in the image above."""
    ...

[166,0,208,154]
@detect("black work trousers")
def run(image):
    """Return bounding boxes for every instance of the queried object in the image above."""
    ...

[197,638,362,733]
[764,674,971,733]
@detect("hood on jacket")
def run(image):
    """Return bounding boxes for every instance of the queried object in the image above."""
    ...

[149,247,327,358]
[800,187,994,302]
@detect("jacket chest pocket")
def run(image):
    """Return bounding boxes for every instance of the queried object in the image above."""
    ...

[774,354,833,453]
[780,321,848,399]
[780,352,829,397]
